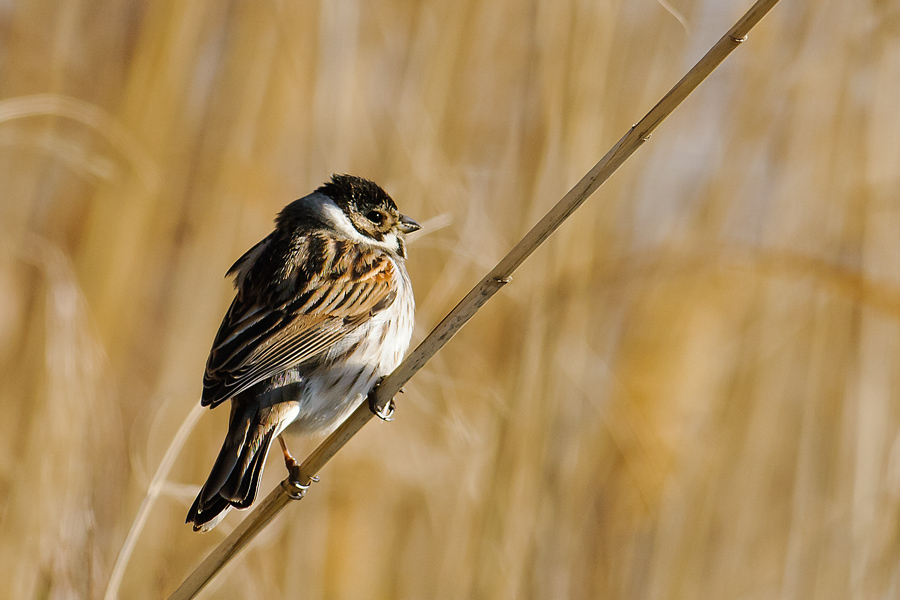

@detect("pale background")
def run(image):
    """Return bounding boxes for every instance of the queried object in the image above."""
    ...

[1,0,899,598]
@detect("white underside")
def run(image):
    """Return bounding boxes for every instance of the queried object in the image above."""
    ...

[284,262,414,437]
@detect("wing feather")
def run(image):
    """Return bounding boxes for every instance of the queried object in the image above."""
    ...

[201,237,398,407]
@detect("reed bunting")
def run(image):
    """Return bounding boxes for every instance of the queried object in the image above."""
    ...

[187,174,419,532]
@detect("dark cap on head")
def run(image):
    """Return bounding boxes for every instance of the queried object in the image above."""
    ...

[317,174,397,214]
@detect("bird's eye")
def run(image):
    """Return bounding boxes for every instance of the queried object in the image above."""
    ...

[366,210,384,224]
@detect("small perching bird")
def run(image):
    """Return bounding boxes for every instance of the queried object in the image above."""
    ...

[187,174,420,532]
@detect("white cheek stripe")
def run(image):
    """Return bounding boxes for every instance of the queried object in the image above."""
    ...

[299,193,400,254]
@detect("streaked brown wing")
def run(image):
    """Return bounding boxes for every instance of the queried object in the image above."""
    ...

[201,244,398,407]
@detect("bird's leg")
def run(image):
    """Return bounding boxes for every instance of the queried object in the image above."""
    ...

[278,436,318,500]
[278,435,299,471]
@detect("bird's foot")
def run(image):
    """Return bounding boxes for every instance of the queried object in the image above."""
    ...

[367,383,395,422]
[281,474,318,500]
[278,435,318,499]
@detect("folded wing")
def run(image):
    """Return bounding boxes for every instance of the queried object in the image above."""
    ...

[201,236,398,408]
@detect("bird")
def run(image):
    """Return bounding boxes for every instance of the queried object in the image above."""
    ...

[186,174,419,532]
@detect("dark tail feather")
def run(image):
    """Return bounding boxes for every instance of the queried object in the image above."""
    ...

[186,403,277,532]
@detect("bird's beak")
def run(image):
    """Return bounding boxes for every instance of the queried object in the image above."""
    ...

[398,214,421,234]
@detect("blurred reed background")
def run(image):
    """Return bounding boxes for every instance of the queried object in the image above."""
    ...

[1,0,899,598]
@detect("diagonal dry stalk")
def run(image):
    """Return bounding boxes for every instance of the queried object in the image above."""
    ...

[169,0,780,597]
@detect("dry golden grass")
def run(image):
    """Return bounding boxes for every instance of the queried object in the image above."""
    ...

[1,0,899,598]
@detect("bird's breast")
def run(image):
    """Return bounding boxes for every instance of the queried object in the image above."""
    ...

[284,261,415,436]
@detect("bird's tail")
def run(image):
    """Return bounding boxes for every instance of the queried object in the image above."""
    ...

[186,401,278,532]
